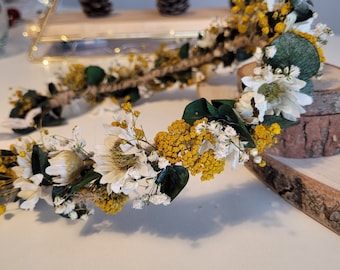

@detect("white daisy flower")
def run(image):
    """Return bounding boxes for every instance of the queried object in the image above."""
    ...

[13,174,52,210]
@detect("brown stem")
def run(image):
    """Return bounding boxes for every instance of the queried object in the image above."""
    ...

[47,51,216,109]
[47,32,265,110]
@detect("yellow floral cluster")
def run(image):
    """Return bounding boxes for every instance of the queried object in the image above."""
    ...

[61,64,87,92]
[0,151,17,175]
[231,0,269,35]
[253,123,281,154]
[0,204,6,215]
[154,118,225,181]
[231,0,292,39]
[260,1,291,38]
[109,52,150,81]
[8,89,33,116]
[89,186,129,214]
[112,102,144,141]
[155,43,181,68]
[0,141,34,215]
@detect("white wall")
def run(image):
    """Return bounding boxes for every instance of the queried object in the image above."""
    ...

[59,0,339,34]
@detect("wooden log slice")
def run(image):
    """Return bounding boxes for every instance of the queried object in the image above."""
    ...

[246,154,340,235]
[238,63,340,158]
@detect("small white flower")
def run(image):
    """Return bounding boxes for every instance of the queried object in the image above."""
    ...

[195,121,208,134]
[253,155,263,164]
[250,148,259,157]
[224,126,237,137]
[158,157,170,169]
[149,194,171,206]
[69,211,78,220]
[265,45,277,58]
[235,90,267,124]
[121,179,139,194]
[13,174,46,210]
[14,153,33,179]
[254,47,264,63]
[147,151,159,162]
[197,30,219,49]
[132,198,145,209]
[289,65,301,78]
[54,199,75,215]
[207,121,223,136]
[214,143,230,160]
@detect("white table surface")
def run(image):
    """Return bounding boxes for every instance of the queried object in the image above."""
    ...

[1,22,340,270]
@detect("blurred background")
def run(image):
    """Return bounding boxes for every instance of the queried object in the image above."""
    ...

[56,0,338,34]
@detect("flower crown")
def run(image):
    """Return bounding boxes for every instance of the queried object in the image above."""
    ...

[0,0,333,219]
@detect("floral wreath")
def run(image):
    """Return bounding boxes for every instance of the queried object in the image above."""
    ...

[0,0,333,219]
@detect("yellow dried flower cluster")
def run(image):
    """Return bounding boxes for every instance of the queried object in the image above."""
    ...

[112,102,144,140]
[8,89,33,116]
[0,153,17,176]
[0,204,6,215]
[155,43,181,68]
[109,52,150,80]
[231,0,269,35]
[231,0,292,39]
[154,118,225,181]
[253,123,281,154]
[90,186,129,214]
[61,64,87,92]
[265,1,292,38]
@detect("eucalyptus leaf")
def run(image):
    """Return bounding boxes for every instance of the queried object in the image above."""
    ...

[182,98,218,125]
[263,32,320,80]
[85,66,106,86]
[157,165,189,201]
[291,0,313,14]
[299,79,313,96]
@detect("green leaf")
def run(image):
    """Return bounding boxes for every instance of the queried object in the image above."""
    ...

[183,98,255,148]
[71,169,102,193]
[48,83,58,95]
[178,43,190,59]
[211,99,235,108]
[157,165,189,201]
[85,66,106,86]
[263,115,299,129]
[299,79,314,96]
[182,98,219,125]
[31,145,52,184]
[111,87,141,103]
[176,69,192,83]
[264,32,320,80]
[215,103,255,148]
